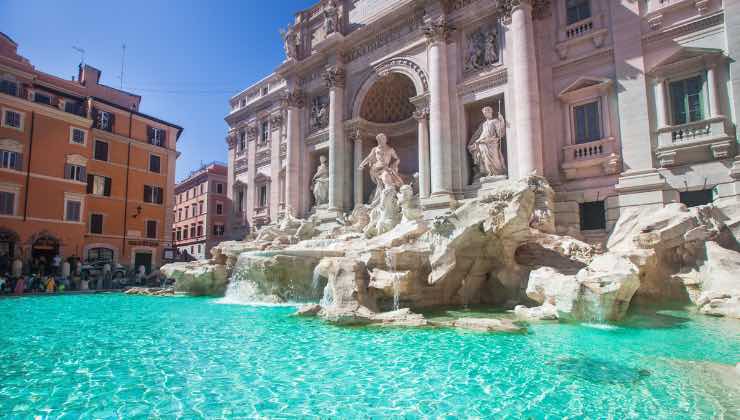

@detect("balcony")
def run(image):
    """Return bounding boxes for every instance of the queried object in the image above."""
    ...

[564,17,594,40]
[656,116,735,167]
[234,159,248,176]
[561,137,621,180]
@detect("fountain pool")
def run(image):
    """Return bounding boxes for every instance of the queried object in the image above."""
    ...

[0,294,738,418]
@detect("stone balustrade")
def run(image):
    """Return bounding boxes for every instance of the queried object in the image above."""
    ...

[656,116,734,167]
[564,17,594,39]
[561,137,620,180]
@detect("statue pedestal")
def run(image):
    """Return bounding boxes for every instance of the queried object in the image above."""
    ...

[477,175,508,197]
[314,205,343,223]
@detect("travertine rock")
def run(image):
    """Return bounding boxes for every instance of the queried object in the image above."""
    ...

[449,317,524,333]
[514,303,558,321]
[161,260,229,296]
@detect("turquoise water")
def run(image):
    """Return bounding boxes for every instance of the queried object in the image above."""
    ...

[0,294,738,418]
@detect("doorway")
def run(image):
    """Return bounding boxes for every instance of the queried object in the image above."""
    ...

[134,252,153,274]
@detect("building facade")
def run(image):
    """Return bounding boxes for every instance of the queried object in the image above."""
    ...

[225,0,740,242]
[0,33,181,271]
[172,162,230,259]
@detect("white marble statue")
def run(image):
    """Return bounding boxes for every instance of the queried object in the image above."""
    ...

[363,187,401,238]
[398,184,422,223]
[281,26,298,60]
[312,155,329,206]
[468,106,507,178]
[359,133,404,205]
[324,0,340,35]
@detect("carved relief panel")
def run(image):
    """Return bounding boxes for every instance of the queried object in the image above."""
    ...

[309,95,330,132]
[463,21,500,75]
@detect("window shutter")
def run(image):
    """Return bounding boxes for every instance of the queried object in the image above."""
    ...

[157,187,164,204]
[92,108,99,127]
[86,175,94,194]
[108,113,116,131]
[104,177,112,196]
[147,126,154,143]
[79,167,86,181]
[14,153,22,170]
[64,164,72,180]
[144,185,151,202]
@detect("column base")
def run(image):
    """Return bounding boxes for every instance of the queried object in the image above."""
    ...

[315,206,345,222]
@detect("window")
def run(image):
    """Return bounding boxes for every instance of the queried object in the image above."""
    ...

[680,190,713,208]
[670,75,704,125]
[0,150,21,170]
[198,244,202,254]
[178,208,182,221]
[238,131,246,152]
[217,183,223,194]
[90,213,104,234]
[146,220,157,239]
[259,185,267,207]
[65,164,86,182]
[216,203,223,215]
[199,201,204,214]
[191,203,197,216]
[566,0,591,25]
[148,126,166,146]
[185,206,189,218]
[86,174,112,196]
[3,109,22,129]
[95,110,113,131]
[213,224,225,236]
[94,140,109,161]
[200,184,204,194]
[0,191,15,215]
[183,227,188,239]
[574,101,601,144]
[176,228,182,241]
[261,86,269,96]
[261,121,269,143]
[0,80,18,96]
[33,91,52,105]
[70,128,86,145]
[579,201,606,231]
[64,100,82,116]
[149,154,161,173]
[65,199,81,222]
[238,190,244,212]
[190,223,196,238]
[87,247,113,263]
[143,185,164,204]
[197,222,203,237]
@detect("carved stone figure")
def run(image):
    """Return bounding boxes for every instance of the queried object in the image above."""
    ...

[468,106,507,178]
[363,187,401,238]
[398,184,422,223]
[324,0,341,35]
[255,206,303,243]
[464,25,499,73]
[281,26,298,60]
[310,96,329,131]
[312,155,329,206]
[359,133,404,205]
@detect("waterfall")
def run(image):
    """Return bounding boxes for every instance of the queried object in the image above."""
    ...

[320,278,334,307]
[216,267,286,306]
[311,265,322,293]
[392,274,401,311]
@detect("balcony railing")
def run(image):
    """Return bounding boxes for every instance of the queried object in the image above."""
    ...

[656,116,734,167]
[561,137,620,180]
[565,17,594,39]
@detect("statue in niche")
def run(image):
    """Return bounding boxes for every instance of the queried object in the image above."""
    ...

[359,133,404,205]
[324,0,341,35]
[312,155,329,206]
[464,25,499,73]
[281,26,298,60]
[310,96,329,132]
[468,106,507,179]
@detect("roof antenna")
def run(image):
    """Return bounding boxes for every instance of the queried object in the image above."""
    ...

[118,43,126,89]
[72,46,85,67]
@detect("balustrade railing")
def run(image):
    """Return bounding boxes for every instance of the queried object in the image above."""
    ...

[563,138,616,163]
[565,17,594,39]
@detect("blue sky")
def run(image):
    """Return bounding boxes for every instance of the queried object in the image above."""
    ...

[1,0,316,181]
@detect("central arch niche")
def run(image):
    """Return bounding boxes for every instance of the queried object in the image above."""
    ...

[360,73,416,124]
[356,72,419,203]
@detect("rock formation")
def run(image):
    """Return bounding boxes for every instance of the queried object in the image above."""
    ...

[161,175,740,326]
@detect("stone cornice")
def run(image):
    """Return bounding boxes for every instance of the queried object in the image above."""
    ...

[281,89,306,108]
[323,66,346,88]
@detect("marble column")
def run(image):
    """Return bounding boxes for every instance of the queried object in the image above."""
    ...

[351,128,364,207]
[282,90,304,216]
[506,0,544,178]
[423,17,454,196]
[245,125,257,229]
[324,66,346,212]
[654,79,668,128]
[269,113,283,219]
[413,106,431,198]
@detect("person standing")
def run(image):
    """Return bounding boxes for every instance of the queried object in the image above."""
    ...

[11,255,22,279]
[52,253,62,276]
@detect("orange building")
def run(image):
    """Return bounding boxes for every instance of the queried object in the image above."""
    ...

[0,33,181,272]
[172,162,230,260]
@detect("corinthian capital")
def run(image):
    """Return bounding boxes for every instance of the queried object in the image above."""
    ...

[413,107,429,121]
[281,89,305,108]
[422,16,455,44]
[225,131,237,149]
[497,0,551,23]
[323,66,346,89]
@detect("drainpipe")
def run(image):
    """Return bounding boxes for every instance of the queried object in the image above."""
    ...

[121,111,133,263]
[23,111,35,221]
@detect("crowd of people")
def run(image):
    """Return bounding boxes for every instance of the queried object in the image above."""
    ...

[0,252,171,296]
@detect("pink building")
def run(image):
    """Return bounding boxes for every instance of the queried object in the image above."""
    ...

[172,162,230,259]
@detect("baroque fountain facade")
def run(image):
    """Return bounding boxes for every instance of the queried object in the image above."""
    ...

[165,0,740,327]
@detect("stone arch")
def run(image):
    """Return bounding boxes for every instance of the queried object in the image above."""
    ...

[352,57,428,119]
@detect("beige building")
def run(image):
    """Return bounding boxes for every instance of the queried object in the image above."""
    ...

[172,162,230,259]
[225,0,740,242]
